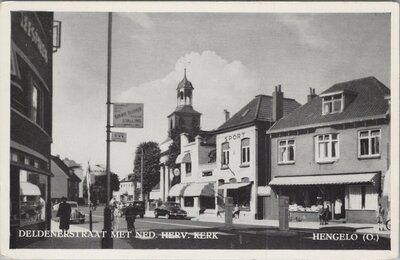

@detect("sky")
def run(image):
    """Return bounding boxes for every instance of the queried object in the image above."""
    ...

[52,12,390,179]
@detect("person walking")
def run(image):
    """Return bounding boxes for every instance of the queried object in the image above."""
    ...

[57,197,71,232]
[125,203,137,235]
[323,200,330,225]
[233,204,240,219]
[377,204,385,231]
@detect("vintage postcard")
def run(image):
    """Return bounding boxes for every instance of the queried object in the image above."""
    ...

[0,1,398,259]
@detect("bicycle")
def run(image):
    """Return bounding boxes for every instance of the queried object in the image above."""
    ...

[385,218,391,231]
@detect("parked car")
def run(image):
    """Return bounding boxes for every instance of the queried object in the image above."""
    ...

[53,201,85,223]
[121,201,145,218]
[154,202,187,219]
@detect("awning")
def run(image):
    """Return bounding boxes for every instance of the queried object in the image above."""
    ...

[182,153,191,163]
[184,182,214,197]
[218,182,251,190]
[20,182,41,196]
[257,186,271,196]
[175,152,191,164]
[269,172,379,186]
[168,183,189,197]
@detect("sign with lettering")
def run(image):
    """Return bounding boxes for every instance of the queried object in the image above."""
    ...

[113,103,144,128]
[224,132,246,142]
[20,13,48,63]
[111,132,127,142]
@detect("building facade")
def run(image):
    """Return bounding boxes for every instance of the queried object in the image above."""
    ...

[63,158,84,202]
[51,156,81,203]
[113,174,138,202]
[267,77,390,223]
[212,87,300,220]
[10,11,58,248]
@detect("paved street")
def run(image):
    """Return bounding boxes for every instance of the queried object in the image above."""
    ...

[38,206,391,250]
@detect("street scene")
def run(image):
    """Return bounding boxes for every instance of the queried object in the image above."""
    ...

[7,3,396,255]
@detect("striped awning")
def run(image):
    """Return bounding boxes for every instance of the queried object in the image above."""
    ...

[175,152,191,164]
[218,182,251,190]
[184,182,215,197]
[269,172,379,186]
[20,182,41,196]
[168,183,189,197]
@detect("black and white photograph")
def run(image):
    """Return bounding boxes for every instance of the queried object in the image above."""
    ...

[1,1,399,259]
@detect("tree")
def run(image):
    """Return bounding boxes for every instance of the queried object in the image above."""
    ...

[92,173,120,203]
[133,141,161,198]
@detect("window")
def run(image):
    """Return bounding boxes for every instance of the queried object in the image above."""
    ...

[322,94,343,115]
[241,138,250,164]
[347,185,377,210]
[278,139,295,163]
[185,162,192,175]
[31,85,38,122]
[221,142,230,167]
[315,134,339,162]
[359,129,381,158]
[227,184,251,211]
[184,197,194,207]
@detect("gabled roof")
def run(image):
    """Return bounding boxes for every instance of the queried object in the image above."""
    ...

[269,77,390,133]
[51,156,81,183]
[120,174,135,183]
[168,105,201,117]
[217,95,301,132]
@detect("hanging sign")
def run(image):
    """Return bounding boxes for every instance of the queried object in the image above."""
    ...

[111,132,127,142]
[113,103,144,128]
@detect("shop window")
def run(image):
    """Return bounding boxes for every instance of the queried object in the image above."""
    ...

[200,196,215,209]
[19,170,47,227]
[278,139,295,164]
[184,197,194,207]
[315,134,339,163]
[221,142,230,167]
[322,93,343,115]
[347,185,377,210]
[185,163,192,175]
[359,129,381,158]
[241,138,250,165]
[227,185,251,211]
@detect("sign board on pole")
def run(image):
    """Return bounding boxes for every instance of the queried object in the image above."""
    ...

[113,103,144,128]
[111,132,127,142]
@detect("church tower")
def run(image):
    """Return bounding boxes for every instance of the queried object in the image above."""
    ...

[168,69,201,132]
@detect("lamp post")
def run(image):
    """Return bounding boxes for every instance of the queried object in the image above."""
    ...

[102,12,113,249]
[141,147,144,201]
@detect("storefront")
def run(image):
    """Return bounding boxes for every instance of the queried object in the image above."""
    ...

[10,11,58,248]
[269,172,380,223]
[181,182,215,216]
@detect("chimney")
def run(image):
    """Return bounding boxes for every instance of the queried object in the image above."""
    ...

[272,84,284,121]
[224,109,230,122]
[307,88,317,102]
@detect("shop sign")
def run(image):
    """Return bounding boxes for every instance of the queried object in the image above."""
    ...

[111,132,127,142]
[113,103,144,128]
[224,131,246,142]
[20,13,48,63]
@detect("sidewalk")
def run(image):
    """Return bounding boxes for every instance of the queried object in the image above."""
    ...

[191,214,391,238]
[24,220,132,249]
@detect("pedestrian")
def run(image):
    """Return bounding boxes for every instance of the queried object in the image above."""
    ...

[318,202,324,225]
[377,204,385,231]
[334,197,342,220]
[323,200,330,225]
[233,204,240,219]
[125,203,137,235]
[57,197,71,232]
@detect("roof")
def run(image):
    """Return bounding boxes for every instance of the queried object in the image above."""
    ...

[168,105,201,117]
[198,130,216,145]
[51,156,81,183]
[120,174,135,183]
[63,158,81,168]
[269,77,390,133]
[177,69,194,90]
[217,95,301,132]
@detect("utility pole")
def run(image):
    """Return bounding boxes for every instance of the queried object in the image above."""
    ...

[141,147,144,201]
[102,12,113,249]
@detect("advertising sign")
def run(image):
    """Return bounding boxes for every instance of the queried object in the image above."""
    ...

[113,103,143,128]
[111,132,127,142]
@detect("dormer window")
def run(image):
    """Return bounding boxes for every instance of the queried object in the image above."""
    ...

[322,93,343,115]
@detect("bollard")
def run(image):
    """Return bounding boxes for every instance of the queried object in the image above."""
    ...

[279,196,289,231]
[101,206,113,248]
[224,197,233,229]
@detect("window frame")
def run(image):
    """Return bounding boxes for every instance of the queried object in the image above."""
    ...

[221,142,230,168]
[358,129,381,158]
[278,139,295,164]
[315,133,340,163]
[240,138,250,165]
[322,93,344,115]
